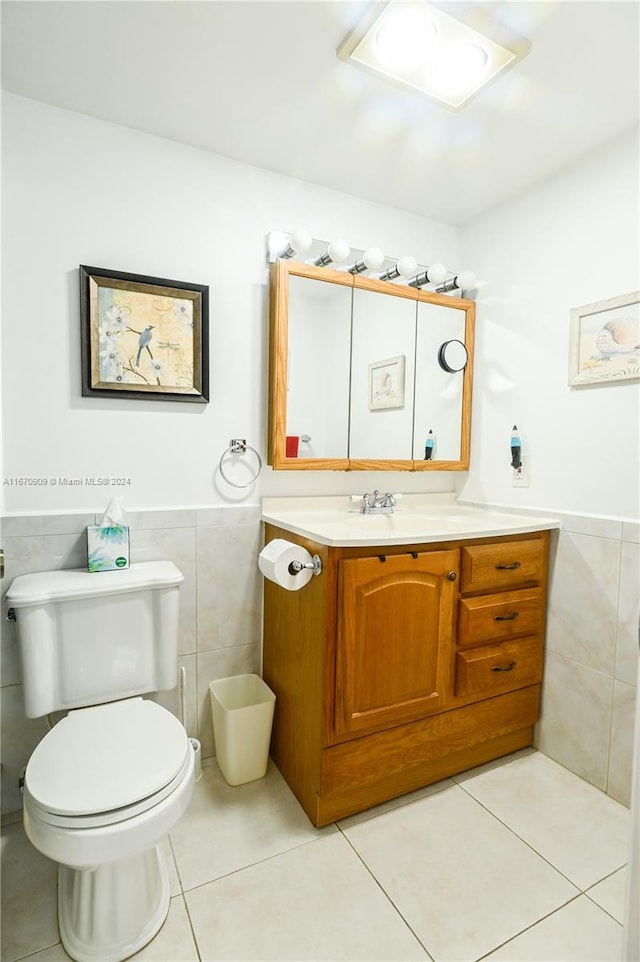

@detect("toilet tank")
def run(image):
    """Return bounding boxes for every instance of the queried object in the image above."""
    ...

[5,561,184,718]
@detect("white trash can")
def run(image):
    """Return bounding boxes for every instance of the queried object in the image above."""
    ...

[209,674,276,786]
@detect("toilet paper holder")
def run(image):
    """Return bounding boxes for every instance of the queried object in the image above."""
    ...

[288,555,322,577]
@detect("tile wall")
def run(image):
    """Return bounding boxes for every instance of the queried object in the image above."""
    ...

[1,507,638,815]
[536,514,639,806]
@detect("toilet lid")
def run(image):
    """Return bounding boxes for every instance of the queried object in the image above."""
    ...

[26,698,190,817]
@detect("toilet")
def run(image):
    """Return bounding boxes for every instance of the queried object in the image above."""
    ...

[6,560,195,962]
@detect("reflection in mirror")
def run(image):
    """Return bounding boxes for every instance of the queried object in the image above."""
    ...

[349,287,416,460]
[413,301,466,461]
[287,274,352,459]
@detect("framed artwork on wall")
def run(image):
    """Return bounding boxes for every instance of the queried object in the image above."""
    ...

[368,355,405,410]
[80,265,209,402]
[569,290,639,386]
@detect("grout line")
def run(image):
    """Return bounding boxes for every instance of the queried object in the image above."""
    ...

[453,775,626,896]
[336,823,436,962]
[472,892,588,962]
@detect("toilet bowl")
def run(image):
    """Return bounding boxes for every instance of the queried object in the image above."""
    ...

[23,698,194,962]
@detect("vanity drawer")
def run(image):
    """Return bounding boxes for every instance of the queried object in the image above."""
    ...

[461,539,545,594]
[458,588,544,648]
[456,638,542,698]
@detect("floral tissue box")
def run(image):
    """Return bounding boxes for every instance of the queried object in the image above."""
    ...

[87,524,130,572]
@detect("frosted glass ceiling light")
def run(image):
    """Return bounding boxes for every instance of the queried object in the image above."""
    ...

[429,43,489,97]
[374,7,436,71]
[337,1,530,110]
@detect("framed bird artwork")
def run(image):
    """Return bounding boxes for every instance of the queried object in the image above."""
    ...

[80,265,209,402]
[569,290,639,387]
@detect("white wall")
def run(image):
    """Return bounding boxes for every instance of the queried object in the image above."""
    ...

[460,130,639,521]
[1,93,461,514]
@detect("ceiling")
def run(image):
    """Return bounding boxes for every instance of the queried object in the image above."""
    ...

[2,0,638,225]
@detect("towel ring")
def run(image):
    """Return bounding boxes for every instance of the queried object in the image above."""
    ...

[219,439,263,488]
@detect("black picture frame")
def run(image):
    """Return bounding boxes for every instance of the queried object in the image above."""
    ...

[80,265,209,402]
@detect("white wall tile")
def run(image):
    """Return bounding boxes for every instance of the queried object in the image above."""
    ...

[547,531,621,675]
[607,680,637,806]
[196,523,262,652]
[615,540,640,685]
[536,651,613,791]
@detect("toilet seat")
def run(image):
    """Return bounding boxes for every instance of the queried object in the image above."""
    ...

[25,698,191,829]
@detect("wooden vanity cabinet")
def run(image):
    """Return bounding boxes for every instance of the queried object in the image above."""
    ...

[262,525,550,827]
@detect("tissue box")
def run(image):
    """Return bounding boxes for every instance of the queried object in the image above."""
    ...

[87,524,130,572]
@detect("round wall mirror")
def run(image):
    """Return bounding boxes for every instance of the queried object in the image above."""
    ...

[438,339,468,373]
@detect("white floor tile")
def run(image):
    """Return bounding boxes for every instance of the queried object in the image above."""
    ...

[455,751,629,890]
[483,895,623,961]
[342,783,578,962]
[587,866,628,924]
[186,832,428,961]
[170,761,335,891]
[1,820,59,962]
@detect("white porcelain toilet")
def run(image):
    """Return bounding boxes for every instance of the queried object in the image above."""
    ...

[6,560,195,962]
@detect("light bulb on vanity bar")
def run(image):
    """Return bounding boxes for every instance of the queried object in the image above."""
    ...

[312,239,351,267]
[276,229,312,259]
[407,263,448,288]
[377,255,417,281]
[346,247,385,274]
[435,270,477,294]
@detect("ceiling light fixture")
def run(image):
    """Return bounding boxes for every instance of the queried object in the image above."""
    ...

[337,0,531,110]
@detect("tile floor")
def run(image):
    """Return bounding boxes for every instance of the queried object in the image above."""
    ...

[1,749,631,962]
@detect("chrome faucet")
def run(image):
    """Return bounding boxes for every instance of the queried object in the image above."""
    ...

[360,490,397,515]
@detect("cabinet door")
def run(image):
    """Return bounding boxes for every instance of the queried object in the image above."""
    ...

[335,549,458,737]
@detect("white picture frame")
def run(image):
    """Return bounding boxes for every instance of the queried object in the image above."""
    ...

[569,291,640,386]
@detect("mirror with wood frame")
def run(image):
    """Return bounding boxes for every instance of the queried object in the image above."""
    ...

[268,259,475,471]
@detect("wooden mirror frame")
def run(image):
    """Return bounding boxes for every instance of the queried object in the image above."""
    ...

[268,259,475,471]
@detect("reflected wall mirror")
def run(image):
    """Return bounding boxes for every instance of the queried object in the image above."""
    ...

[268,259,475,471]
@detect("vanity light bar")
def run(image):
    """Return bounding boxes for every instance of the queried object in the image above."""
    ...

[266,230,479,291]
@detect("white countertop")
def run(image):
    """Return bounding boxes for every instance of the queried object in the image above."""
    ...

[261,494,560,547]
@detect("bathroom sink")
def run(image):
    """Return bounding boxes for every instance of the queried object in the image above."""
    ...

[261,494,560,547]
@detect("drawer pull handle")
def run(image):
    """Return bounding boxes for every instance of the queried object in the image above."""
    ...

[494,612,520,622]
[495,562,521,570]
[491,661,517,672]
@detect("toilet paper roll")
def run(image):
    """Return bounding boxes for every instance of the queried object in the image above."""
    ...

[258,539,314,591]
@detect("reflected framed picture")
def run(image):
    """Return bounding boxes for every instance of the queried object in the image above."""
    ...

[368,355,405,410]
[569,291,639,387]
[80,265,209,402]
